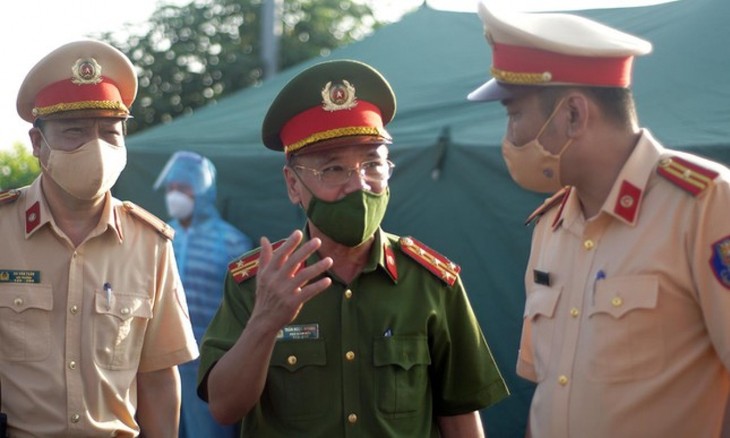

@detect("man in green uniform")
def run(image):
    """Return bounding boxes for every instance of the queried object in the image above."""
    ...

[197,59,509,437]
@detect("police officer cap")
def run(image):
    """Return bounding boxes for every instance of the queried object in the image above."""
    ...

[17,39,137,123]
[468,1,652,102]
[262,59,396,155]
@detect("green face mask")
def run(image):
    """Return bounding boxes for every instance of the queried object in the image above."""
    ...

[305,188,390,247]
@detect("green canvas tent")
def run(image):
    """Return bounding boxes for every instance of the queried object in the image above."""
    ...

[115,0,730,435]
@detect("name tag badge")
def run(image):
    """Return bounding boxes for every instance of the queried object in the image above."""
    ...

[0,270,41,284]
[277,324,320,341]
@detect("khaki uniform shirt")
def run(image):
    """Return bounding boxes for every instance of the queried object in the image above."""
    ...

[518,129,730,437]
[199,229,509,437]
[0,177,199,438]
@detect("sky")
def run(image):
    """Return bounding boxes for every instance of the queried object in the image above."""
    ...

[0,0,674,152]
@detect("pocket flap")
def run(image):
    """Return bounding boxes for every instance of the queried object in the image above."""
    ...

[525,286,562,320]
[591,275,659,319]
[95,291,153,320]
[373,335,431,370]
[271,339,326,372]
[0,284,53,313]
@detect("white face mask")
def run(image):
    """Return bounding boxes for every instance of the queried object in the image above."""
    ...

[41,135,127,200]
[165,190,195,220]
[501,98,573,194]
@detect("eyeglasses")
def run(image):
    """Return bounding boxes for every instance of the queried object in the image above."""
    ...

[292,159,395,186]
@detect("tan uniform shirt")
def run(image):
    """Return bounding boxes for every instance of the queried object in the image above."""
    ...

[518,129,730,437]
[0,177,199,438]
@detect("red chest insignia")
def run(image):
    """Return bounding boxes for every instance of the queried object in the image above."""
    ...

[25,201,41,234]
[228,239,286,284]
[613,180,641,223]
[657,156,718,196]
[399,236,460,286]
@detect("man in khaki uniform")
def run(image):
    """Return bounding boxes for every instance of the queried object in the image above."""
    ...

[468,3,730,437]
[0,39,199,437]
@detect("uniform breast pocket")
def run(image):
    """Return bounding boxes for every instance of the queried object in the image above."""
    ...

[587,275,661,382]
[93,291,152,370]
[268,339,328,420]
[0,284,53,362]
[373,335,431,416]
[524,286,562,382]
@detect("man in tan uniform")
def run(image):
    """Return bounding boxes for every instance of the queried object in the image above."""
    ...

[0,39,199,437]
[468,3,730,437]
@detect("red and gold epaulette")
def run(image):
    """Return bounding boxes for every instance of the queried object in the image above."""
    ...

[525,186,571,226]
[657,156,718,196]
[120,201,174,240]
[399,236,461,286]
[228,239,286,284]
[0,189,21,206]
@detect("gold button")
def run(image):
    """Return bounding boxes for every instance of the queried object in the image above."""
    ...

[348,413,358,424]
[583,240,594,250]
[70,305,79,314]
[345,351,355,361]
[13,297,23,306]
[611,297,623,307]
[558,375,569,386]
[120,308,130,315]
[570,307,579,318]
[344,289,353,299]
[69,361,77,370]
[70,413,80,423]
[287,355,297,366]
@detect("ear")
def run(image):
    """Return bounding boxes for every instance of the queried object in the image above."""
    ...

[283,165,302,205]
[564,93,590,137]
[29,127,43,158]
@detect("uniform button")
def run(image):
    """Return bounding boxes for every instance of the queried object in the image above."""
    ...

[583,239,595,250]
[69,361,77,370]
[73,252,78,258]
[287,355,297,366]
[344,289,353,299]
[345,351,355,361]
[70,305,79,315]
[570,307,579,318]
[14,297,23,306]
[558,375,569,386]
[348,413,358,424]
[611,297,623,307]
[120,308,130,315]
[70,413,80,423]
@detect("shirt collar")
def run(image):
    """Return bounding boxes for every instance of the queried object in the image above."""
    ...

[24,177,123,243]
[552,129,665,229]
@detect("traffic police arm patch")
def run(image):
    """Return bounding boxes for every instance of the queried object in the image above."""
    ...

[120,201,174,240]
[657,156,718,196]
[228,239,287,283]
[710,236,730,290]
[399,236,461,286]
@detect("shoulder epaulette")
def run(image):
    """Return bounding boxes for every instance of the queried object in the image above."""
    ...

[657,156,718,196]
[399,236,461,286]
[120,201,174,240]
[0,189,21,206]
[228,239,286,284]
[525,186,571,226]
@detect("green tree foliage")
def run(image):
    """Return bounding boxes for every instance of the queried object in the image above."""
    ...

[0,144,40,190]
[99,0,383,135]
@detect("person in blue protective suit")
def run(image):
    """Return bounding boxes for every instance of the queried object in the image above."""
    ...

[154,150,252,438]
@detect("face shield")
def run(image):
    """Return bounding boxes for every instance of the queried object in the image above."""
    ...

[153,151,216,197]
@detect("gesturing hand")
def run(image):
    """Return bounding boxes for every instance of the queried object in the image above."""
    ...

[250,230,333,334]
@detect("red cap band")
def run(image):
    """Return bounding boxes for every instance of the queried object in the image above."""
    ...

[280,100,387,154]
[493,42,635,87]
[33,77,127,118]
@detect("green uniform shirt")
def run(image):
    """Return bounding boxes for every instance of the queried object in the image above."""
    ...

[198,229,508,437]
